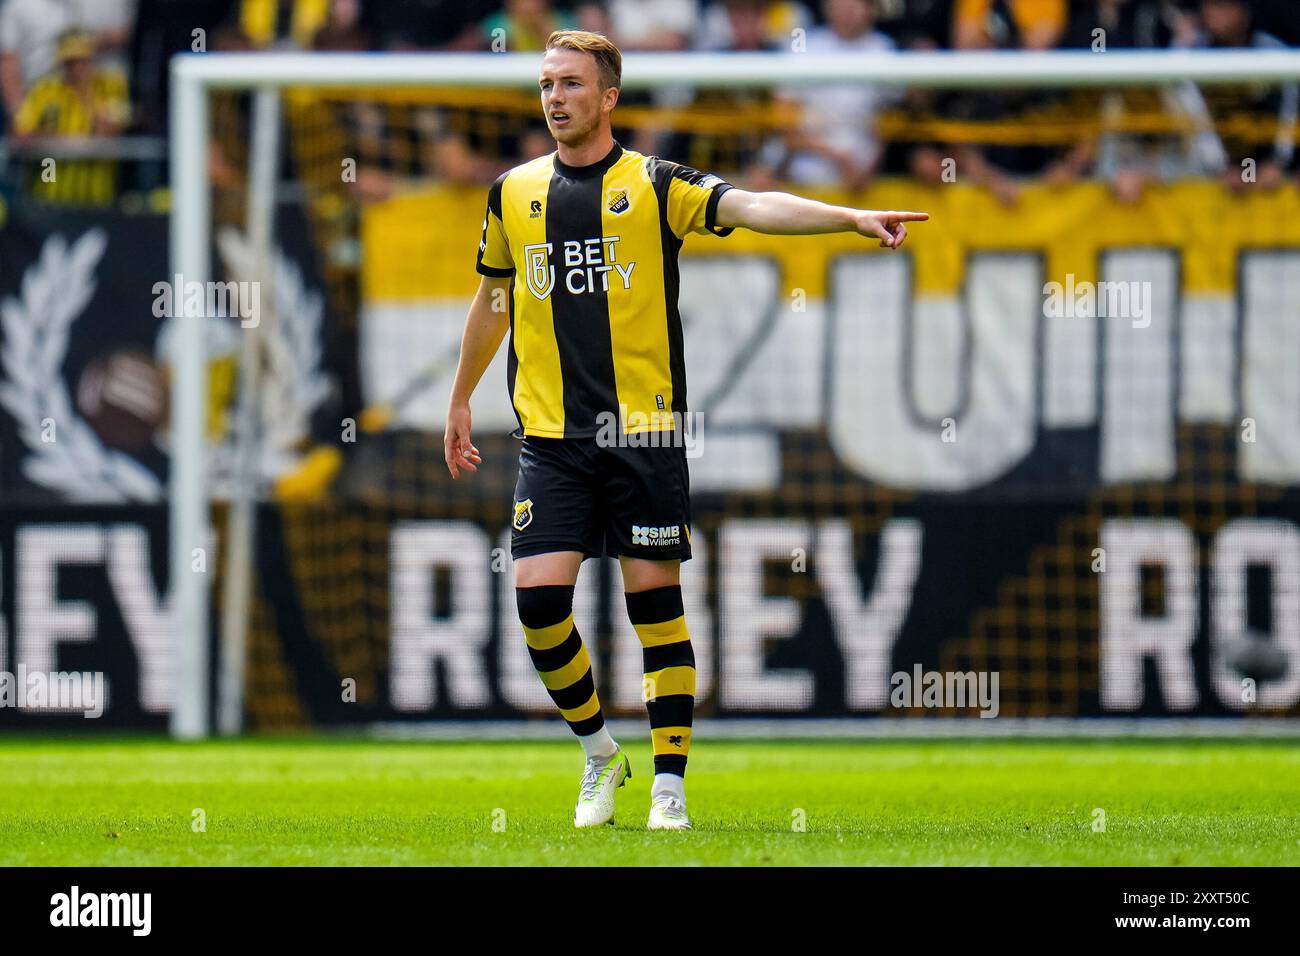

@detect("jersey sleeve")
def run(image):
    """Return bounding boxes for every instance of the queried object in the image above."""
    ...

[475,173,514,277]
[664,162,734,240]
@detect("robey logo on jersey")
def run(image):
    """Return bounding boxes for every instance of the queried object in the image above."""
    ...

[522,236,636,300]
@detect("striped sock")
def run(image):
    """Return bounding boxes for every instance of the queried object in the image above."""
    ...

[517,585,606,738]
[626,585,695,777]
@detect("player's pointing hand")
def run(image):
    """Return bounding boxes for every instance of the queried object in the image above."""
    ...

[857,210,930,249]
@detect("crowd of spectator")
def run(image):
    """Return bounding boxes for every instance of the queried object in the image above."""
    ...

[1,0,1298,206]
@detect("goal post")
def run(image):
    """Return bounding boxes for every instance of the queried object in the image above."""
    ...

[168,48,1300,739]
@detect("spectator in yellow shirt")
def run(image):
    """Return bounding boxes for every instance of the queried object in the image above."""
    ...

[954,0,1066,51]
[13,29,130,206]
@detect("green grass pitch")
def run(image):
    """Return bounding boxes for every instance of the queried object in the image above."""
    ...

[0,736,1297,866]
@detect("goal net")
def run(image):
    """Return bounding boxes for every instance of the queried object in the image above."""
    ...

[165,50,1300,737]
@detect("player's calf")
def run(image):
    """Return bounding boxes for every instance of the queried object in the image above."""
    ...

[626,585,695,830]
[517,584,626,826]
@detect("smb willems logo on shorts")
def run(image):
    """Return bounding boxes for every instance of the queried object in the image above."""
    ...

[512,498,534,531]
[632,524,681,547]
[0,665,105,718]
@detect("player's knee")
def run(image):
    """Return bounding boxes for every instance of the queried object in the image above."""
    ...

[514,551,583,589]
[618,556,680,593]
[516,584,575,629]
[625,585,685,626]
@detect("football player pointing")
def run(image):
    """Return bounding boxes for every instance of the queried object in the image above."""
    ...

[446,31,927,830]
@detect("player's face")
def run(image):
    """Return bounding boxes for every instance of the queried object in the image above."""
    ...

[539,49,612,146]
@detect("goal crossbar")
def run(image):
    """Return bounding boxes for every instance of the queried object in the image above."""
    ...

[174,49,1300,89]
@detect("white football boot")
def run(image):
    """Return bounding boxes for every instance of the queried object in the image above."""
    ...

[647,792,692,831]
[574,750,631,827]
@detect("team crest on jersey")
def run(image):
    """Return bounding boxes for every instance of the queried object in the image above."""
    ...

[512,498,534,531]
[522,242,555,299]
[607,188,630,214]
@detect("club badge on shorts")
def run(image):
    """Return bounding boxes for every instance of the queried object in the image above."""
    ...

[512,498,534,531]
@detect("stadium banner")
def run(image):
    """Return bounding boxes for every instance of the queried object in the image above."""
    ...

[0,508,171,729]
[0,199,334,504]
[345,179,1300,726]
[1,184,1299,728]
[360,179,1300,494]
[2,498,1300,729]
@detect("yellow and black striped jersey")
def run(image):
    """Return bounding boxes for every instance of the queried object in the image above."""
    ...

[475,140,734,439]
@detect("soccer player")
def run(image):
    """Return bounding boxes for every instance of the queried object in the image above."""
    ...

[445,30,927,830]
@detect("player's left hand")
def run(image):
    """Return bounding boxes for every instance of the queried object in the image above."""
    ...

[856,210,930,249]
[444,401,482,480]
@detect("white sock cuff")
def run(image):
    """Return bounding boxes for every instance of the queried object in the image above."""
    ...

[578,726,618,760]
[652,772,685,800]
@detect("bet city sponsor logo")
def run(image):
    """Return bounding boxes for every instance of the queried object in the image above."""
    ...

[0,665,105,718]
[523,236,635,299]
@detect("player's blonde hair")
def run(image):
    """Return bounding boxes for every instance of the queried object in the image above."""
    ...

[545,31,622,91]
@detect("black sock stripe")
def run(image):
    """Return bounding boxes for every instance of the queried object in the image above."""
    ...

[625,585,684,625]
[642,640,695,673]
[646,693,694,729]
[527,627,582,673]
[653,754,687,777]
[549,668,597,711]
[516,584,575,629]
[568,712,606,737]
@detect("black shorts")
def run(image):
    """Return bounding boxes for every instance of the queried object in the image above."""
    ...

[510,435,693,562]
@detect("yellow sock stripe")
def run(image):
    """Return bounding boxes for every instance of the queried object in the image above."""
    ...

[523,613,575,650]
[631,616,689,648]
[651,726,692,755]
[559,691,603,724]
[538,642,592,691]
[643,665,696,701]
